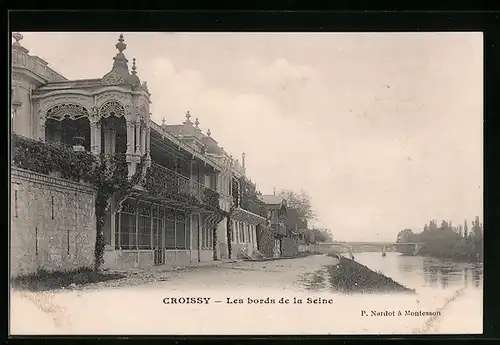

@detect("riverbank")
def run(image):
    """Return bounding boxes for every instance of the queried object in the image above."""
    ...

[11,253,412,294]
[319,255,415,294]
[10,254,481,334]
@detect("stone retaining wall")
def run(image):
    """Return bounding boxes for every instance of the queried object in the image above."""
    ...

[11,167,97,277]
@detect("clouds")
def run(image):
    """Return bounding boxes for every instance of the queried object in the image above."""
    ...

[17,32,483,241]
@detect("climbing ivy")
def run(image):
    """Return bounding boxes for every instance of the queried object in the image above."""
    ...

[91,153,143,271]
[12,134,227,268]
[11,134,95,182]
[12,135,143,272]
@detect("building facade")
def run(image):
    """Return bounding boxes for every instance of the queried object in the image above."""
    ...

[257,195,299,258]
[10,33,283,275]
[11,33,224,272]
[229,168,267,259]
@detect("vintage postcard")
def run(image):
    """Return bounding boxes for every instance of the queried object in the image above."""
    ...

[9,31,483,335]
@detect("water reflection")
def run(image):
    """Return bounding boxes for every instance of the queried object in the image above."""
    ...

[397,254,483,290]
[353,253,483,291]
[302,253,483,294]
[473,265,483,288]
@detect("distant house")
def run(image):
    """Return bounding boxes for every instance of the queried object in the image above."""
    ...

[229,163,267,260]
[257,195,299,258]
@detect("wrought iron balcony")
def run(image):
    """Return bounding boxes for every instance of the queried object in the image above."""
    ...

[145,162,220,210]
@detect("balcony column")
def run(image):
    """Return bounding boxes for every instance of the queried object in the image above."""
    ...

[125,120,137,177]
[95,121,102,155]
[135,120,141,155]
[126,120,135,155]
[38,116,46,141]
[145,126,150,156]
[140,121,146,155]
[89,107,101,156]
[90,122,96,154]
[144,125,151,166]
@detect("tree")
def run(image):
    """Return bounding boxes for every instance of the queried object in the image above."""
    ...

[396,229,417,255]
[440,220,448,232]
[397,217,483,262]
[276,189,316,222]
[471,216,482,239]
[397,228,415,243]
[429,220,438,232]
[305,228,332,243]
[464,219,468,238]
[470,216,483,259]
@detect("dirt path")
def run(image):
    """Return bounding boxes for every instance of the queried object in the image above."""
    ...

[10,254,480,335]
[10,255,337,335]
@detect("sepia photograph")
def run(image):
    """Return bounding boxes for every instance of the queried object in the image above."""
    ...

[9,31,483,335]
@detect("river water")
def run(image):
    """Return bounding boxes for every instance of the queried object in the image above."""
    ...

[354,252,483,292]
[341,252,483,334]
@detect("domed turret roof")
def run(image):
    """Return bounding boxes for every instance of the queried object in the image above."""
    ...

[101,34,140,87]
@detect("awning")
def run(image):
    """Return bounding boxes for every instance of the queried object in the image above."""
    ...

[232,207,266,226]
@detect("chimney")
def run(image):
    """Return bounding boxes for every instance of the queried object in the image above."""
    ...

[242,152,246,168]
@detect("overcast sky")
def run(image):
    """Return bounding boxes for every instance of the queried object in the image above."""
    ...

[19,32,483,241]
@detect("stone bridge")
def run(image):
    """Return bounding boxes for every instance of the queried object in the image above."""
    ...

[317,241,424,257]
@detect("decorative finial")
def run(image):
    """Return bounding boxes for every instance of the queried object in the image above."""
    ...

[242,152,246,157]
[13,32,23,45]
[195,118,200,128]
[162,117,166,126]
[185,110,191,121]
[207,128,211,137]
[132,58,137,74]
[115,33,127,53]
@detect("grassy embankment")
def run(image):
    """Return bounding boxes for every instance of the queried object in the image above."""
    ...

[11,268,126,292]
[321,254,415,294]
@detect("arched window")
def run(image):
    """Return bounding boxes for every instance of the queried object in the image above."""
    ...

[44,103,91,150]
[99,100,125,119]
[46,103,89,121]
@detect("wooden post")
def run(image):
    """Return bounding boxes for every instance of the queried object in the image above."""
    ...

[135,199,139,251]
[150,203,154,250]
